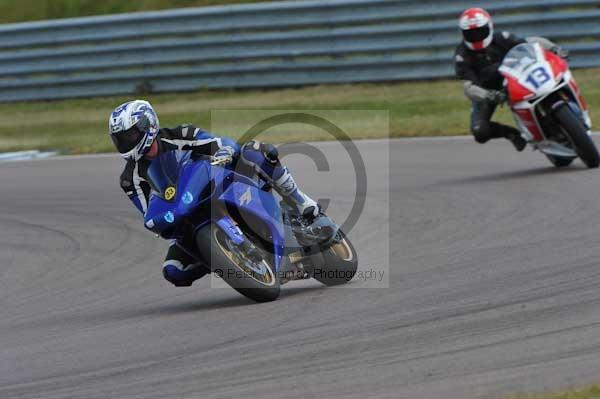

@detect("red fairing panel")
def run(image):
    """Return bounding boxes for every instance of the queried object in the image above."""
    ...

[569,78,589,111]
[505,75,534,103]
[514,108,543,141]
[544,49,568,82]
[543,49,589,111]
[544,51,588,111]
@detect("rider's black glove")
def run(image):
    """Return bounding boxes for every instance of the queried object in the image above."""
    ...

[488,90,507,105]
[551,45,569,60]
[210,146,235,166]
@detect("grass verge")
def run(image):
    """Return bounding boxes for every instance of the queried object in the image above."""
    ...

[1,68,600,154]
[507,384,600,399]
[0,0,263,24]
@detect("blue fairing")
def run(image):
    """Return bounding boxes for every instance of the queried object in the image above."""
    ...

[144,151,211,235]
[143,151,285,271]
[218,182,285,271]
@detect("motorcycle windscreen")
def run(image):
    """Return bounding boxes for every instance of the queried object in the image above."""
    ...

[500,43,558,99]
[501,43,539,75]
[147,151,186,200]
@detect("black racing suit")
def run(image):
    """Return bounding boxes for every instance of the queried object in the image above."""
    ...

[454,31,526,143]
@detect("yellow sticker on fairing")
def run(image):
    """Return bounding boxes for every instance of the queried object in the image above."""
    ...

[165,186,176,201]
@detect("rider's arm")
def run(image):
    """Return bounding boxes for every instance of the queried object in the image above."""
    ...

[119,159,151,215]
[454,47,478,83]
[193,128,240,156]
[456,51,497,102]
[455,46,492,102]
[160,124,240,156]
[463,81,495,102]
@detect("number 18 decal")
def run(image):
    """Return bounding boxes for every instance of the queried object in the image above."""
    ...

[526,67,551,89]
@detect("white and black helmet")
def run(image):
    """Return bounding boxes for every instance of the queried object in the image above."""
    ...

[109,100,160,161]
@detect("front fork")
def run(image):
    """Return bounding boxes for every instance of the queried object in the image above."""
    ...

[215,215,245,245]
[568,77,592,130]
[213,205,330,284]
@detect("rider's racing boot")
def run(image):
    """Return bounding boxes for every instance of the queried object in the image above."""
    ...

[495,123,527,152]
[489,122,526,152]
[273,168,319,218]
[273,169,338,245]
[162,242,208,288]
[163,262,207,287]
[300,207,339,245]
[507,132,526,152]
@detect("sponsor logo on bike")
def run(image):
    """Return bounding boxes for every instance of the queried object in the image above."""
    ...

[182,191,193,204]
[239,186,252,206]
[164,186,176,201]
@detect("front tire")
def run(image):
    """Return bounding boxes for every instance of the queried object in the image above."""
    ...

[196,224,280,302]
[554,104,599,168]
[312,231,358,286]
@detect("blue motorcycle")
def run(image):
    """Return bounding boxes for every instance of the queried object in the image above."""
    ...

[143,149,358,302]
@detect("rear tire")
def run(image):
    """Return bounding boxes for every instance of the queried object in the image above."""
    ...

[312,231,358,286]
[554,104,599,168]
[545,154,574,168]
[196,224,280,302]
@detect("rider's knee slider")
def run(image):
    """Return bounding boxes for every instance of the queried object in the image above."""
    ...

[471,123,491,143]
[261,143,280,165]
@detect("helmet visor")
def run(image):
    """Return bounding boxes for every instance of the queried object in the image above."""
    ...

[462,25,490,43]
[111,125,143,154]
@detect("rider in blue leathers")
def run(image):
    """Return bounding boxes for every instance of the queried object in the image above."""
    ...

[109,100,324,287]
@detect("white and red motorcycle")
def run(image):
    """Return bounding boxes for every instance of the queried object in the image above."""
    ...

[499,42,598,168]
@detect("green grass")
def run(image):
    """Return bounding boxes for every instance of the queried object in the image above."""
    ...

[0,0,264,24]
[1,68,600,154]
[507,384,600,399]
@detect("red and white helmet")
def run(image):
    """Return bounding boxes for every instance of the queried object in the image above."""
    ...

[459,8,494,51]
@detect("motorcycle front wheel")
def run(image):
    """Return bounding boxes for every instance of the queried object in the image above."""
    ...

[554,104,599,168]
[196,224,280,302]
[312,230,358,286]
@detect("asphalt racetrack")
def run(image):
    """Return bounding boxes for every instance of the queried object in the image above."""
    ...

[2,138,600,399]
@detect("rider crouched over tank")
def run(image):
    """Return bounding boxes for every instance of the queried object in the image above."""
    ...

[109,100,336,287]
[455,7,572,151]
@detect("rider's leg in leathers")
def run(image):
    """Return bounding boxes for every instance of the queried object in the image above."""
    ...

[239,140,320,218]
[162,241,208,287]
[471,100,526,151]
[239,141,338,245]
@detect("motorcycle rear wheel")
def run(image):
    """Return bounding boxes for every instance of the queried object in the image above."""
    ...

[554,104,599,168]
[196,224,280,302]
